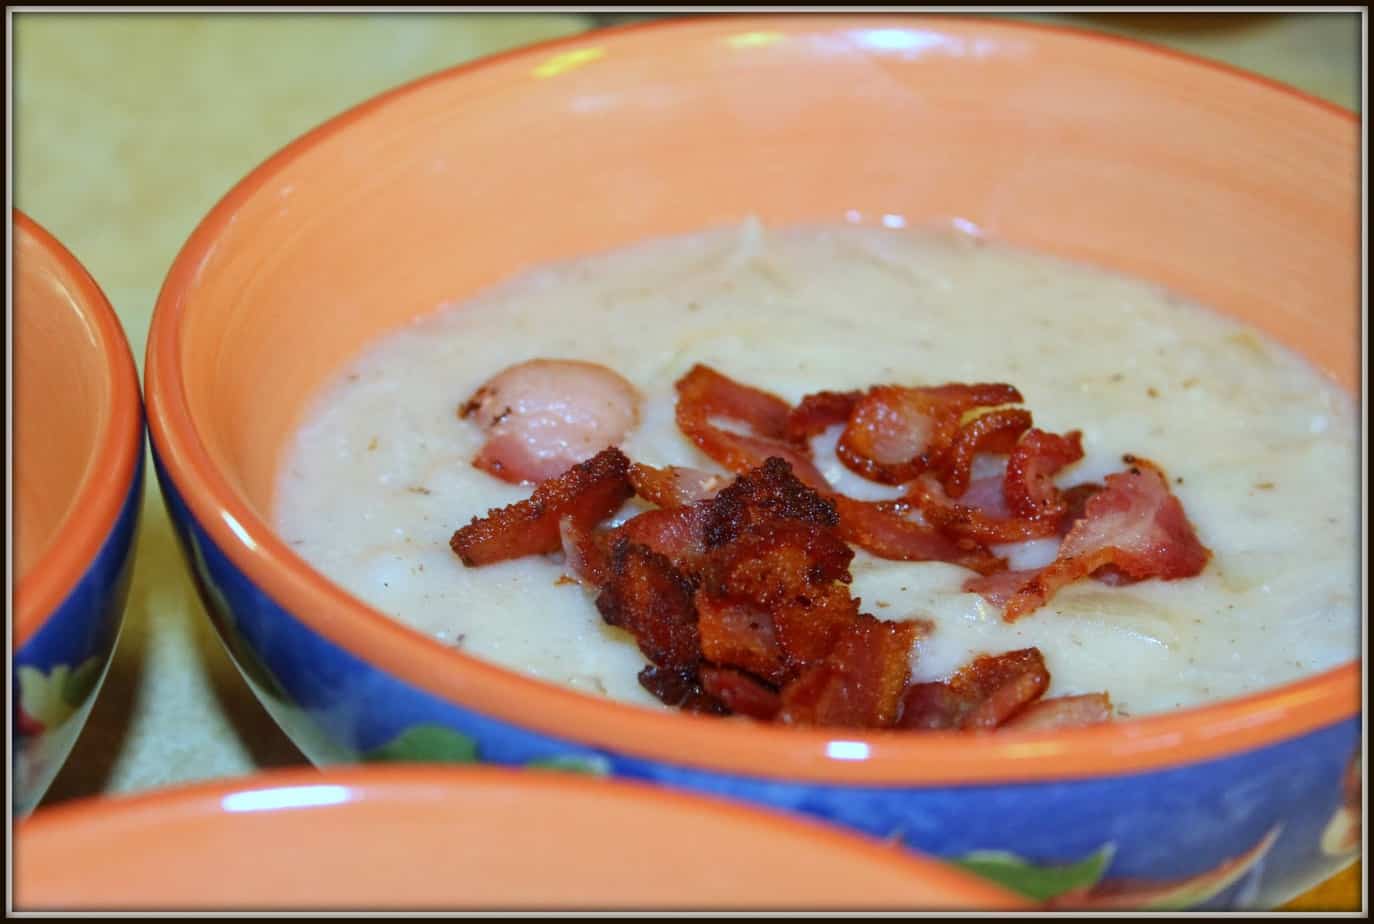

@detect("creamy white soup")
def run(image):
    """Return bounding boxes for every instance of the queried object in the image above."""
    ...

[274,222,1359,718]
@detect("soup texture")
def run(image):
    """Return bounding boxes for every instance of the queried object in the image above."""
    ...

[274,222,1358,718]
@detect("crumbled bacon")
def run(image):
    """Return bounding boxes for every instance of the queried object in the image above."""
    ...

[832,495,1008,575]
[905,475,1065,545]
[696,594,786,684]
[899,648,1049,730]
[637,665,727,714]
[629,462,728,508]
[675,364,828,489]
[935,408,1033,497]
[966,457,1212,621]
[1003,428,1085,520]
[779,614,921,728]
[835,383,1023,485]
[447,360,1210,731]
[700,666,782,720]
[595,537,701,673]
[450,447,633,566]
[999,693,1114,730]
[785,390,860,442]
[674,367,1013,574]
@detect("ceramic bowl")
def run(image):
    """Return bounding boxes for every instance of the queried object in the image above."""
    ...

[143,15,1361,910]
[13,210,145,814]
[12,765,1023,911]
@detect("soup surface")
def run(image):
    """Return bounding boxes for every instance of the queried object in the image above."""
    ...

[274,222,1358,717]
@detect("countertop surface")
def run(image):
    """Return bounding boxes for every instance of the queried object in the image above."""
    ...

[12,11,1361,910]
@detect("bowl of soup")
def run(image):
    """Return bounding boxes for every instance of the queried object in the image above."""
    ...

[143,15,1360,909]
[12,764,1024,910]
[13,210,145,815]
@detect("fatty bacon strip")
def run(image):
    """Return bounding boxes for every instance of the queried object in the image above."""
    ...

[674,364,1210,620]
[451,448,1103,731]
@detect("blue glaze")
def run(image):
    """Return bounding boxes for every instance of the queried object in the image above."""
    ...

[155,447,1360,909]
[13,443,145,814]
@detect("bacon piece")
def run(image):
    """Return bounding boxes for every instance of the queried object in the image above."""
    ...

[558,516,610,584]
[696,594,786,683]
[962,568,1041,607]
[451,447,633,566]
[967,457,1212,621]
[700,457,839,548]
[1003,428,1085,519]
[1059,481,1104,533]
[614,505,710,570]
[461,359,641,485]
[673,369,1013,574]
[1000,693,1113,730]
[637,666,726,714]
[629,462,728,508]
[898,648,1049,730]
[675,364,829,490]
[700,667,782,720]
[832,495,1007,576]
[595,538,701,672]
[935,408,1033,497]
[836,383,1023,485]
[778,614,919,728]
[785,390,861,442]
[906,475,1064,545]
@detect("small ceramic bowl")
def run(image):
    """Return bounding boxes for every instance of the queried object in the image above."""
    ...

[143,15,1361,910]
[13,210,144,815]
[11,765,1025,911]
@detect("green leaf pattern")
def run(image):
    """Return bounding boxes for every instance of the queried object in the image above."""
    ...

[955,844,1115,901]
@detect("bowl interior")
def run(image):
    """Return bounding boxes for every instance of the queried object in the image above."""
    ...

[149,15,1359,780]
[12,766,1025,910]
[14,212,139,644]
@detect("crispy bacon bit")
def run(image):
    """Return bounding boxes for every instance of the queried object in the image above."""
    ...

[836,383,1023,485]
[462,359,642,485]
[696,594,786,683]
[638,666,727,714]
[700,666,782,720]
[1003,428,1085,520]
[832,495,1007,576]
[629,462,728,507]
[614,505,710,569]
[906,475,1064,546]
[595,537,701,672]
[447,361,1194,732]
[559,516,610,584]
[778,614,919,728]
[967,458,1212,621]
[675,364,829,490]
[450,447,633,566]
[936,408,1033,497]
[1059,482,1104,533]
[898,648,1049,730]
[786,390,861,442]
[1000,693,1114,730]
[700,457,839,548]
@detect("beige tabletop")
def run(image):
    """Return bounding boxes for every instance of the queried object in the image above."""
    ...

[12,9,1361,907]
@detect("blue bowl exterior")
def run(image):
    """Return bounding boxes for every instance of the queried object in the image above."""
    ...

[13,442,144,816]
[154,448,1359,910]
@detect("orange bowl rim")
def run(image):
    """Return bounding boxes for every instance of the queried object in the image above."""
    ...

[13,209,143,649]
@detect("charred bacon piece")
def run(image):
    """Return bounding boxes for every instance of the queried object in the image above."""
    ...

[450,447,633,566]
